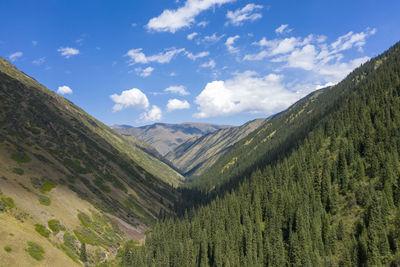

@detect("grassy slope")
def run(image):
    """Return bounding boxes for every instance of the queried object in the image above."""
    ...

[0,57,180,265]
[165,118,266,177]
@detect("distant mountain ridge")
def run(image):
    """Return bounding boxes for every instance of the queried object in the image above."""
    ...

[112,122,232,155]
[165,118,267,177]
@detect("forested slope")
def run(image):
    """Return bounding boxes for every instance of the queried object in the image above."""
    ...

[118,42,400,266]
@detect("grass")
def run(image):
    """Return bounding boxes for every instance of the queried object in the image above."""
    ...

[25,241,45,261]
[48,219,65,233]
[34,224,50,238]
[37,195,51,206]
[11,152,31,163]
[12,167,24,175]
[40,180,57,193]
[4,245,12,252]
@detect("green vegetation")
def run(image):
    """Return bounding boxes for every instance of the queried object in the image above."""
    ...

[37,195,51,206]
[35,224,50,238]
[80,242,87,263]
[11,152,31,163]
[25,241,45,261]
[12,167,24,175]
[4,245,11,252]
[40,180,57,193]
[117,42,400,266]
[1,197,15,208]
[48,219,65,233]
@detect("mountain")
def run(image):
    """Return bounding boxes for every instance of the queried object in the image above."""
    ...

[112,122,232,156]
[0,57,180,266]
[165,118,266,177]
[117,42,400,266]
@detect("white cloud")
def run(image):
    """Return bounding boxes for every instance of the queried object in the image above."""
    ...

[275,24,292,34]
[32,40,38,46]
[8,52,23,62]
[57,47,79,59]
[315,82,336,90]
[201,59,216,69]
[202,33,225,43]
[167,99,190,111]
[135,67,155,77]
[187,32,199,40]
[194,71,298,118]
[225,35,240,53]
[140,105,162,122]
[185,51,209,60]
[165,85,189,96]
[331,28,376,53]
[126,48,184,65]
[131,23,137,27]
[197,21,209,27]
[147,0,234,33]
[110,88,149,112]
[226,3,263,26]
[57,85,73,95]
[32,57,46,65]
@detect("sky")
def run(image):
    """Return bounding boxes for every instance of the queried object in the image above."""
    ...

[1,0,399,126]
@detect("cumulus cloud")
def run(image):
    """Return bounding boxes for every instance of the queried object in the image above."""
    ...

[194,71,298,118]
[165,85,189,96]
[57,47,79,58]
[140,105,162,122]
[167,99,190,111]
[225,35,240,53]
[226,3,263,26]
[8,52,23,62]
[126,48,184,65]
[135,67,155,77]
[32,57,45,65]
[185,51,209,60]
[147,0,234,33]
[187,32,199,40]
[245,28,376,82]
[275,24,292,35]
[57,85,73,95]
[201,59,216,69]
[110,88,149,112]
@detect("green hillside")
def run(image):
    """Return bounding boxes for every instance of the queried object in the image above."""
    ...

[165,118,266,177]
[117,42,400,266]
[0,57,180,265]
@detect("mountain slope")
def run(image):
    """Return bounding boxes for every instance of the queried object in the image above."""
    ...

[118,42,400,266]
[112,122,231,155]
[165,118,266,176]
[0,57,179,265]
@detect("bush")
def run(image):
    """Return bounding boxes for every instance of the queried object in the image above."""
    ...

[1,197,15,208]
[37,195,51,206]
[11,152,31,163]
[48,219,65,233]
[12,168,24,175]
[35,224,50,238]
[25,241,45,261]
[40,180,57,193]
[4,245,11,252]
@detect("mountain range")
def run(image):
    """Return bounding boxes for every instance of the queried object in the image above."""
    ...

[1,41,400,266]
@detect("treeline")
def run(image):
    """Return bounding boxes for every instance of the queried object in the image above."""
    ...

[115,42,400,266]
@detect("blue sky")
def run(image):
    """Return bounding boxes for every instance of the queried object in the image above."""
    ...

[1,0,399,126]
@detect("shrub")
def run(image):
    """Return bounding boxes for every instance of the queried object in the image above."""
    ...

[4,245,11,252]
[12,168,24,175]
[1,197,15,208]
[11,152,31,163]
[35,224,50,238]
[40,180,57,193]
[25,241,45,261]
[37,195,51,206]
[48,219,65,233]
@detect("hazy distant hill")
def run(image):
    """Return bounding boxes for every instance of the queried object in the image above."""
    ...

[112,123,232,155]
[165,118,266,176]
